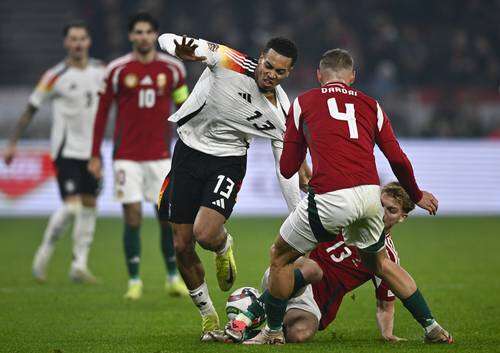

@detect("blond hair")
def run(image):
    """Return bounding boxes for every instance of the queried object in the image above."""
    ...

[382,182,415,213]
[319,48,354,72]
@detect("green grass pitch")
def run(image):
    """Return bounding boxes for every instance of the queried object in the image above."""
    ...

[1,216,499,353]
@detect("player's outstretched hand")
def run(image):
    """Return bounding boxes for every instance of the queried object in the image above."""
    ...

[174,35,207,62]
[87,157,102,179]
[3,144,16,165]
[417,191,438,215]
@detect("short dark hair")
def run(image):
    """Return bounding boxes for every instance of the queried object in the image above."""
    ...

[62,20,90,37]
[319,48,354,72]
[128,12,159,33]
[263,37,298,66]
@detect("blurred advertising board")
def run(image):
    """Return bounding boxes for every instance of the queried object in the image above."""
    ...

[1,139,499,216]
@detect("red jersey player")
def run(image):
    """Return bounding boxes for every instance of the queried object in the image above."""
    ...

[281,182,412,343]
[230,48,452,344]
[225,182,409,343]
[88,13,189,299]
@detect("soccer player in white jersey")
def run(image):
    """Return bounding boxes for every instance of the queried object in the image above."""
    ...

[157,34,308,338]
[4,21,104,283]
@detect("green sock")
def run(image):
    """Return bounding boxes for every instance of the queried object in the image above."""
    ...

[123,224,140,279]
[160,223,177,277]
[264,291,287,331]
[291,268,307,297]
[402,289,435,328]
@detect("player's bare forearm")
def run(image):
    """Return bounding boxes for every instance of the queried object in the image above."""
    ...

[4,104,37,165]
[376,300,406,342]
[8,104,37,145]
[298,160,312,192]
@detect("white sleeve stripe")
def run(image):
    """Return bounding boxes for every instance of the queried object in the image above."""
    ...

[225,51,257,70]
[112,65,125,94]
[293,97,302,131]
[224,48,257,66]
[376,101,384,131]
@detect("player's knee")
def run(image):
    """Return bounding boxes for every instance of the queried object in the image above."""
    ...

[123,205,142,227]
[296,257,323,284]
[192,225,217,250]
[173,232,194,255]
[285,324,315,343]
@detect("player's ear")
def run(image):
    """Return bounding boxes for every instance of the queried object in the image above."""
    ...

[348,69,356,86]
[316,69,323,85]
[398,213,408,223]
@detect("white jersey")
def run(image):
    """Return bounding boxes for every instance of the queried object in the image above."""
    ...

[159,33,290,157]
[159,34,301,211]
[29,59,105,160]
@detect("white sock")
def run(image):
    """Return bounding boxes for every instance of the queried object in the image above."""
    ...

[167,274,180,283]
[216,233,232,256]
[424,320,439,334]
[71,206,97,271]
[189,281,216,316]
[33,203,76,271]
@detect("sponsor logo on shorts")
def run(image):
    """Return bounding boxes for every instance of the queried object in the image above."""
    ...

[212,198,226,209]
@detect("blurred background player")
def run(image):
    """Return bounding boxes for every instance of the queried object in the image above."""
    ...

[227,182,413,343]
[157,33,307,338]
[258,48,452,344]
[3,21,104,284]
[88,13,189,300]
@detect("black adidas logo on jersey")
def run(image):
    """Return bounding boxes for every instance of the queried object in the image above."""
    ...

[238,92,252,103]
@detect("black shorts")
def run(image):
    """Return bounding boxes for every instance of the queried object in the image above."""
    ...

[158,139,247,223]
[54,157,101,199]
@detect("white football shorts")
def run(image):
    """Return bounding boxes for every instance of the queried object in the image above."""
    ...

[280,185,385,253]
[113,159,171,204]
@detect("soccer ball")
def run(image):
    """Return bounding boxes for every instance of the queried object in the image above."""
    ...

[225,287,265,328]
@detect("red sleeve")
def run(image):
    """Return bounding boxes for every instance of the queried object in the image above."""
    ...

[91,69,115,157]
[280,98,307,178]
[375,104,423,203]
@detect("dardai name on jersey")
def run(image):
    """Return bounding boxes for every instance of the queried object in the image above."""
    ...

[321,86,358,96]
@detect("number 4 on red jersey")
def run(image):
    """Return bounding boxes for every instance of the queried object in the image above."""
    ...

[280,82,423,203]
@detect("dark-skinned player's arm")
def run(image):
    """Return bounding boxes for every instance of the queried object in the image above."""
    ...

[88,70,114,179]
[374,103,438,215]
[280,98,307,179]
[158,33,252,74]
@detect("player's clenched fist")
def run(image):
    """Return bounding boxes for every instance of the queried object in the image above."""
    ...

[87,157,102,179]
[3,144,16,165]
[417,191,439,215]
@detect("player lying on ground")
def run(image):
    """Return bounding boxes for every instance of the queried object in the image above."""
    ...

[226,182,412,343]
[157,34,309,338]
[4,21,104,283]
[246,48,453,344]
[88,13,189,299]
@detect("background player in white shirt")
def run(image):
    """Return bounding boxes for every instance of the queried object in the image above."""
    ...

[157,34,308,338]
[4,21,105,283]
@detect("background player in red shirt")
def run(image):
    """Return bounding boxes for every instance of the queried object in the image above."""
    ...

[88,13,189,299]
[253,49,452,344]
[226,182,410,343]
